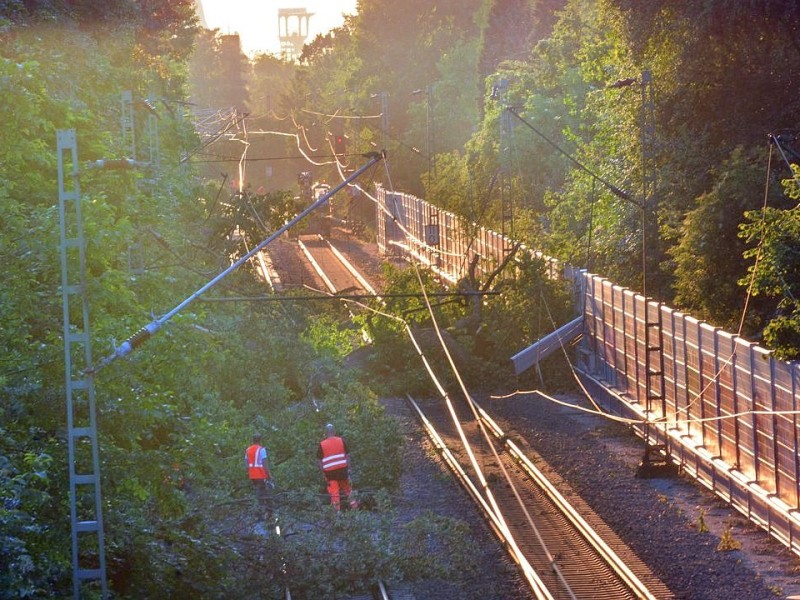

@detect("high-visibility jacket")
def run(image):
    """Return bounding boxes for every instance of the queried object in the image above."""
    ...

[319,436,348,473]
[246,444,270,480]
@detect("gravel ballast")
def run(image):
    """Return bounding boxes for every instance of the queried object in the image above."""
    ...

[383,392,800,599]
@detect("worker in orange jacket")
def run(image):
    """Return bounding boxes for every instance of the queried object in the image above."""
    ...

[245,433,274,519]
[318,423,358,510]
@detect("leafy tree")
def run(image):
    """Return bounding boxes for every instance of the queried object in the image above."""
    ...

[670,147,776,331]
[599,0,800,299]
[478,0,538,80]
[739,165,800,358]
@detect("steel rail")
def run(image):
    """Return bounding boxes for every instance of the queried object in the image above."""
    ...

[374,580,390,600]
[475,404,659,600]
[405,394,554,600]
[297,236,339,294]
[324,237,380,298]
[297,234,376,344]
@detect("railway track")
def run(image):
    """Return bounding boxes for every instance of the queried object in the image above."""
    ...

[290,236,670,598]
[405,394,673,600]
[297,233,378,296]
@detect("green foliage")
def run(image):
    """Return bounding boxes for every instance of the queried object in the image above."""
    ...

[670,147,770,331]
[473,251,577,388]
[397,512,475,579]
[0,436,69,599]
[739,166,800,359]
[356,263,459,394]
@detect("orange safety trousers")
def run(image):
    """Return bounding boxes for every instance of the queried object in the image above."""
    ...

[326,478,358,510]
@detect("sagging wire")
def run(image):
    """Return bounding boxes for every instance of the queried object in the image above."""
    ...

[286,103,519,304]
[490,390,642,426]
[246,129,339,167]
[373,139,572,590]
[301,108,383,122]
[483,266,648,428]
[485,131,789,432]
[181,110,248,164]
[538,286,626,420]
[325,285,548,592]
[407,257,576,598]
[266,108,291,121]
[292,112,319,153]
[493,385,800,427]
[329,135,350,171]
[286,101,472,263]
[495,213,800,432]
[380,173,508,495]
[192,152,360,163]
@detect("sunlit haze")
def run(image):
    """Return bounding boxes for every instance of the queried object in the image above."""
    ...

[197,0,358,57]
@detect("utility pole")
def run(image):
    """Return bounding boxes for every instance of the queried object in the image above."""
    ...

[426,84,436,179]
[370,91,389,152]
[640,70,657,299]
[411,86,436,181]
[608,71,657,298]
[638,70,666,463]
[496,78,514,256]
[610,69,665,473]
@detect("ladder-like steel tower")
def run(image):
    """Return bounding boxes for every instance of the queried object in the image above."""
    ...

[638,70,668,471]
[497,78,515,258]
[58,129,109,598]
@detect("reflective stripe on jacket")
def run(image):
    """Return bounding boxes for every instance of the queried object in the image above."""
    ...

[246,444,269,480]
[319,436,348,472]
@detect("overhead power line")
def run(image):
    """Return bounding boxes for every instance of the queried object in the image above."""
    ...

[506,106,636,207]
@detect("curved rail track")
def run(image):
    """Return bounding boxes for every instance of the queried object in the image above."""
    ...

[405,394,673,600]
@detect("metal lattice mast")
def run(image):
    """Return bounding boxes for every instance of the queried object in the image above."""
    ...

[146,95,160,169]
[121,90,135,159]
[639,70,667,467]
[57,129,109,599]
[498,79,514,256]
